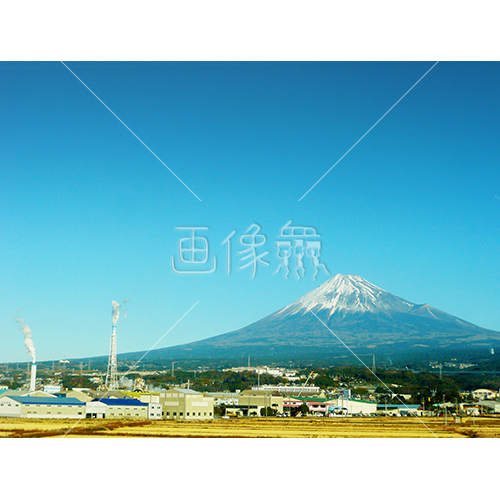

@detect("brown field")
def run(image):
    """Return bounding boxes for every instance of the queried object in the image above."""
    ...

[1,415,500,438]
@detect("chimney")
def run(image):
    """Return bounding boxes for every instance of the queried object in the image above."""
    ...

[30,363,36,392]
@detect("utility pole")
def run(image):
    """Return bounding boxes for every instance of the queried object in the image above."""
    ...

[171,361,176,378]
[443,394,447,426]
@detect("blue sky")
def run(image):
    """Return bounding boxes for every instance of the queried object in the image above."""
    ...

[2,61,500,363]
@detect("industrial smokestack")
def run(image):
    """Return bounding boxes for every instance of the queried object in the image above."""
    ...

[30,363,36,392]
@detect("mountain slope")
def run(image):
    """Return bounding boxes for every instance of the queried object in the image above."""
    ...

[134,274,500,360]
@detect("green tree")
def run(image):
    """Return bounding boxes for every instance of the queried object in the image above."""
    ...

[299,402,309,415]
[214,404,227,417]
[260,406,277,417]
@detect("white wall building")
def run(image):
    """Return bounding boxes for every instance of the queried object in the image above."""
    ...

[0,395,85,419]
[329,398,377,415]
[139,394,163,420]
[472,389,498,400]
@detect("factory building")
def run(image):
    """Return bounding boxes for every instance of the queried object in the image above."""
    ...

[159,388,214,420]
[86,400,107,419]
[235,390,284,416]
[284,397,377,415]
[0,395,85,419]
[472,388,498,400]
[54,389,94,402]
[250,385,321,396]
[376,404,421,416]
[138,394,163,419]
[329,398,377,415]
[478,400,500,413]
[204,391,240,408]
[91,398,149,419]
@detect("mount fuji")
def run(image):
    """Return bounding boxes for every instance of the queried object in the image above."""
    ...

[137,274,500,360]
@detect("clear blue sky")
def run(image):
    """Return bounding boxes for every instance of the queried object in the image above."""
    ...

[2,61,500,363]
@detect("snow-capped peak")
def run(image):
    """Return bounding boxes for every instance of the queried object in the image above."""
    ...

[277,274,415,317]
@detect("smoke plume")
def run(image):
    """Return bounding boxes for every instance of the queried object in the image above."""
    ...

[14,318,36,363]
[112,300,121,325]
[111,299,130,324]
[122,298,130,319]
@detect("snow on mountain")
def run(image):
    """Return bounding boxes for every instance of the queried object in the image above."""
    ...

[120,273,500,361]
[276,274,415,318]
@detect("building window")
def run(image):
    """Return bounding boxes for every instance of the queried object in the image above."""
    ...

[173,412,177,416]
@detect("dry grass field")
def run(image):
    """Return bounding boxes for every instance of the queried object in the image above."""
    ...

[1,415,500,438]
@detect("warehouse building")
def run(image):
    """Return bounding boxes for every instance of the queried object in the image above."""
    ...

[91,398,149,419]
[138,394,163,419]
[86,400,107,419]
[478,400,500,413]
[284,396,377,416]
[251,385,321,396]
[236,390,284,416]
[0,395,85,419]
[330,398,377,415]
[159,388,214,420]
[376,403,421,416]
[472,388,498,400]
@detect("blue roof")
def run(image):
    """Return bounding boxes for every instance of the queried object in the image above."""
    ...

[92,398,147,406]
[9,396,85,406]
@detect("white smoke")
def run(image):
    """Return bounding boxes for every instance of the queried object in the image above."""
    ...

[112,300,121,325]
[14,318,36,363]
[111,298,130,324]
[122,298,130,319]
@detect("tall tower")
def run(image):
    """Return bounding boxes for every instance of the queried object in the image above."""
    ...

[105,325,118,389]
[106,300,121,390]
